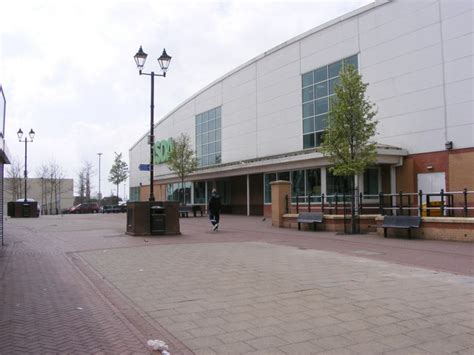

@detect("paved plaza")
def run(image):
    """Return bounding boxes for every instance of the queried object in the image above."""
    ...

[1,214,473,354]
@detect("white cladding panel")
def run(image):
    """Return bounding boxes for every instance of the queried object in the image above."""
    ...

[129,0,474,187]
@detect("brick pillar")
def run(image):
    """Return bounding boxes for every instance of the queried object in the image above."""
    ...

[270,180,291,227]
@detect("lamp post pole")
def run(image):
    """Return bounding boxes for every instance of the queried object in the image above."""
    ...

[17,128,35,202]
[134,46,171,202]
[97,152,103,201]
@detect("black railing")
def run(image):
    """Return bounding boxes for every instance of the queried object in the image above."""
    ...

[290,188,473,217]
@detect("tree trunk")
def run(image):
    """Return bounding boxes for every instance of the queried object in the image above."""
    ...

[181,178,185,205]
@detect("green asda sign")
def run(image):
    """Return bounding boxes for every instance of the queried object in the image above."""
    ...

[154,138,174,164]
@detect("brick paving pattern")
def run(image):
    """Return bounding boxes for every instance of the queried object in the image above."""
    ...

[1,214,473,354]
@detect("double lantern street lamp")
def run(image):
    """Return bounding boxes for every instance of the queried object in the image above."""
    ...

[134,46,171,202]
[17,128,35,202]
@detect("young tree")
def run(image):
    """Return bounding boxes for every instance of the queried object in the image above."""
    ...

[6,157,24,201]
[166,133,198,205]
[108,152,128,201]
[320,65,378,233]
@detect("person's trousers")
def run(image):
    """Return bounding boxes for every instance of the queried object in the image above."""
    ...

[209,212,220,225]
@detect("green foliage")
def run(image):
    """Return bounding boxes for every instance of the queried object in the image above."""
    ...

[167,133,198,203]
[108,152,128,196]
[320,65,378,177]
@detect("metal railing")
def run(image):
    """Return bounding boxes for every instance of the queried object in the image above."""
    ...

[288,188,473,217]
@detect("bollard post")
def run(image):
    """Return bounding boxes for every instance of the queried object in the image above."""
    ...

[418,190,423,217]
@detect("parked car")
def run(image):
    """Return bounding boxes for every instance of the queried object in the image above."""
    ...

[100,205,121,213]
[118,202,127,213]
[68,202,100,214]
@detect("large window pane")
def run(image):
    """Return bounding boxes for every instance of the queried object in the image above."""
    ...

[303,117,314,134]
[208,119,215,130]
[194,181,206,204]
[302,86,314,103]
[303,102,314,118]
[316,131,325,147]
[326,171,353,195]
[277,171,290,181]
[364,168,379,195]
[314,67,327,83]
[303,133,315,149]
[315,81,327,98]
[264,173,277,203]
[315,97,328,115]
[344,55,358,69]
[302,72,313,87]
[292,170,305,200]
[329,77,340,95]
[328,60,342,78]
[315,114,327,131]
[306,169,321,196]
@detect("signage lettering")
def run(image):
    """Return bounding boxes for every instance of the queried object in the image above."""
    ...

[154,138,174,164]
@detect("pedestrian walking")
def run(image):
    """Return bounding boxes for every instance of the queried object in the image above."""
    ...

[208,188,221,231]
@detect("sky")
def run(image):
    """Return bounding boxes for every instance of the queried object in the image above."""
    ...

[0,0,373,200]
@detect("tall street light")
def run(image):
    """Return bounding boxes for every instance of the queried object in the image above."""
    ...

[17,128,35,202]
[134,46,171,201]
[97,152,103,201]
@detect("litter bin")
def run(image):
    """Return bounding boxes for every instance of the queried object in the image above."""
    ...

[7,202,15,217]
[150,206,166,235]
[22,203,32,217]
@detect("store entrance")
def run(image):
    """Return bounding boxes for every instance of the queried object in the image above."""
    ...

[205,174,263,216]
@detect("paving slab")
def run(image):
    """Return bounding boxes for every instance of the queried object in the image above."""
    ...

[1,213,473,354]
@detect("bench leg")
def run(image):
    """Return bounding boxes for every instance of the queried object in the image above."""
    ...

[298,222,301,231]
[408,228,411,239]
[384,228,387,238]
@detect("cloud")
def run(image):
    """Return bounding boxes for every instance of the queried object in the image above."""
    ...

[1,0,373,199]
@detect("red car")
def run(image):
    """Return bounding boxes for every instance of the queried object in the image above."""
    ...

[68,202,100,214]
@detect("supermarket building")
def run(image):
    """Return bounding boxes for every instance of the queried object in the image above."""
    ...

[129,0,473,217]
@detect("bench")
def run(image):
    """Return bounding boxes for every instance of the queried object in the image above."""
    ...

[382,215,421,239]
[179,205,192,218]
[297,212,323,231]
[191,205,204,217]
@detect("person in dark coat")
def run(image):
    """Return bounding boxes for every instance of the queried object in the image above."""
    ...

[208,188,221,231]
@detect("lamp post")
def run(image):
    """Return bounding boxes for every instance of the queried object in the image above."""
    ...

[97,152,103,201]
[134,46,171,201]
[17,128,35,202]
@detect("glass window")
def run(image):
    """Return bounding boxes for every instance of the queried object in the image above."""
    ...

[302,72,313,87]
[202,144,208,154]
[215,153,221,164]
[344,55,358,69]
[264,173,276,203]
[208,119,215,130]
[201,155,208,166]
[216,129,221,141]
[316,131,325,147]
[216,116,221,129]
[315,97,328,115]
[215,107,221,117]
[194,181,206,203]
[208,142,215,154]
[303,133,315,149]
[315,114,327,131]
[202,133,208,144]
[196,114,202,125]
[329,77,340,95]
[208,109,216,120]
[326,171,353,195]
[314,67,327,83]
[292,170,305,200]
[215,140,221,152]
[277,171,290,181]
[208,130,215,143]
[202,111,209,122]
[196,124,202,134]
[328,60,342,78]
[364,168,379,195]
[315,81,327,98]
[303,117,314,134]
[302,86,314,103]
[303,102,314,118]
[306,169,321,196]
[301,54,358,150]
[208,154,215,165]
